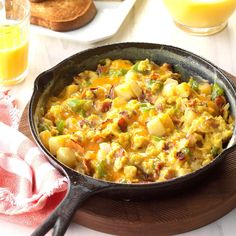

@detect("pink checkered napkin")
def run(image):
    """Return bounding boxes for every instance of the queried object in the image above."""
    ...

[0,91,68,226]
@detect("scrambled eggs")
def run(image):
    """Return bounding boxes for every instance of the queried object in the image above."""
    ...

[39,59,234,183]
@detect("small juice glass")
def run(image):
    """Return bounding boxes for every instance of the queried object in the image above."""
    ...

[0,0,30,85]
[163,0,236,35]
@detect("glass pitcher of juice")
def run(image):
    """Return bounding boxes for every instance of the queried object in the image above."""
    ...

[0,0,30,85]
[163,0,236,35]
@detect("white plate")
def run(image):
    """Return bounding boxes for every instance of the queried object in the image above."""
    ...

[30,0,136,44]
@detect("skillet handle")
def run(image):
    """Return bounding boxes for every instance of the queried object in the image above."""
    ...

[31,184,93,236]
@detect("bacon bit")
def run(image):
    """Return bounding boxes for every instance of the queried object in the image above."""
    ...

[101,101,112,113]
[163,63,173,71]
[119,111,128,116]
[119,111,130,119]
[97,65,109,75]
[136,167,154,182]
[176,151,185,161]
[138,91,146,102]
[149,72,160,80]
[143,176,154,182]
[118,117,128,132]
[93,136,104,143]
[144,90,156,104]
[156,103,163,111]
[205,118,219,129]
[66,139,84,154]
[142,171,156,182]
[81,88,87,98]
[215,95,226,108]
[104,134,115,142]
[100,119,112,130]
[188,100,197,107]
[83,159,92,175]
[172,116,182,127]
[163,143,170,151]
[114,148,125,158]
[89,87,98,98]
[156,162,164,171]
[165,169,176,180]
[107,86,115,99]
[78,120,90,128]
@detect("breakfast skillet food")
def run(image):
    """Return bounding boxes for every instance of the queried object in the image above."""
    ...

[38,58,234,184]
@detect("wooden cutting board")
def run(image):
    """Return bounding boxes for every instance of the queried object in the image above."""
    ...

[19,72,236,236]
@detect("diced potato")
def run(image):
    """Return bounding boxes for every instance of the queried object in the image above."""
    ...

[49,105,62,119]
[162,78,178,97]
[130,80,142,97]
[147,116,166,136]
[199,83,212,95]
[84,89,95,99]
[115,79,142,100]
[142,159,155,174]
[165,78,178,85]
[130,153,145,165]
[59,84,79,99]
[124,166,137,179]
[57,147,77,168]
[147,113,175,136]
[146,143,162,156]
[112,97,127,108]
[127,99,140,111]
[158,113,174,131]
[125,70,139,81]
[99,142,111,153]
[97,143,111,162]
[114,156,127,172]
[39,130,51,149]
[115,83,134,100]
[49,135,68,155]
[117,132,130,148]
[184,108,197,126]
[176,82,191,97]
[66,117,78,129]
[97,149,108,162]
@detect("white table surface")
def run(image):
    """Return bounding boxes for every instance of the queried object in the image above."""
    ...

[1,0,236,235]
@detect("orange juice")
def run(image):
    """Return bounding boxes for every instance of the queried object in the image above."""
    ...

[0,25,29,84]
[164,0,236,34]
[0,0,30,85]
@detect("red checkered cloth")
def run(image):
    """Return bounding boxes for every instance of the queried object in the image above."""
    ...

[0,91,67,226]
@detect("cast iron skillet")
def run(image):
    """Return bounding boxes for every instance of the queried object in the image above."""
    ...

[29,43,236,236]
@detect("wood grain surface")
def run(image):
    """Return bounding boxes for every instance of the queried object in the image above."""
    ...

[19,72,236,236]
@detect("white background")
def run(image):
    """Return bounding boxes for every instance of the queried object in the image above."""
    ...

[1,0,236,235]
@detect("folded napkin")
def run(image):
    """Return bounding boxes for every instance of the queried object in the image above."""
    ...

[0,91,67,226]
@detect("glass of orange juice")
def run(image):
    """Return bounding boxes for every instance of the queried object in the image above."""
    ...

[0,0,30,85]
[163,0,236,35]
